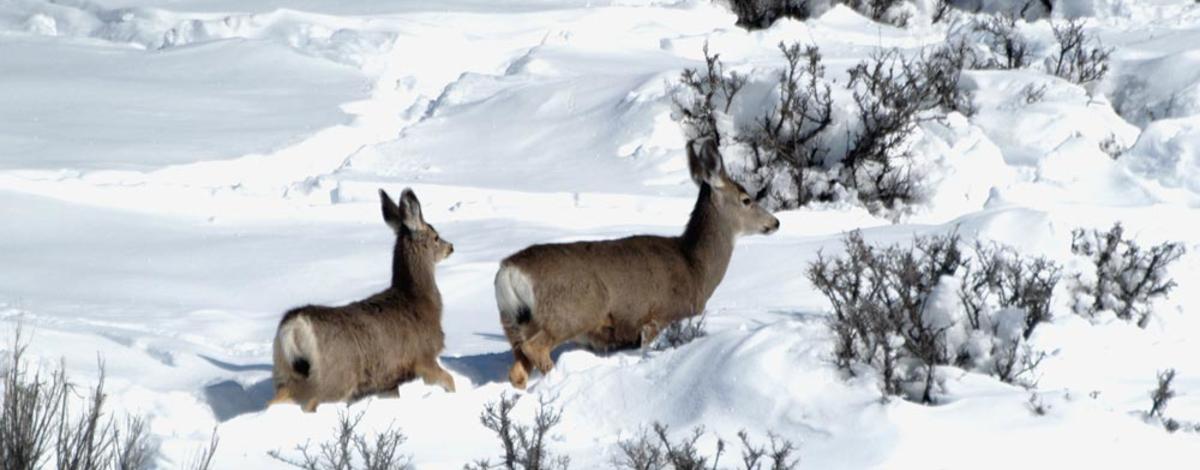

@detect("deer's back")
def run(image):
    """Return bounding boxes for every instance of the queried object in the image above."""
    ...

[503,235,701,340]
[287,292,444,398]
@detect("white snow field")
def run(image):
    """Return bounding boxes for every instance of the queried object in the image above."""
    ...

[2,0,1199,468]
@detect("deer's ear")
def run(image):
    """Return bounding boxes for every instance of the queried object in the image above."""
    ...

[380,189,403,232]
[687,138,726,188]
[398,188,426,232]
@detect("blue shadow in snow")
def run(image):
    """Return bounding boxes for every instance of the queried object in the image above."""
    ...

[203,378,274,422]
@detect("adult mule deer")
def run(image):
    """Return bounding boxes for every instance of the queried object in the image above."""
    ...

[494,138,780,388]
[271,188,456,412]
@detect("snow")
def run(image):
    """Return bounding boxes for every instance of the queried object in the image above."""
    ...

[2,0,1199,468]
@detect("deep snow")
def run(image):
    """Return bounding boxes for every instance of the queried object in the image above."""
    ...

[1,0,1198,468]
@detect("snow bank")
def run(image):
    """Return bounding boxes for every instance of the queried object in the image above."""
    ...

[1123,116,1200,198]
[2,0,1200,468]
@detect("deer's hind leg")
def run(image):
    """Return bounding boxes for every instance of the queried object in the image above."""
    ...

[520,330,558,375]
[502,318,537,389]
[508,347,534,389]
[269,386,294,406]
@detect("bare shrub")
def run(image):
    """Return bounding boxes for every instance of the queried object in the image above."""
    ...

[269,411,412,470]
[1,329,160,470]
[931,0,953,24]
[677,41,970,215]
[736,42,834,208]
[674,43,746,146]
[972,13,1032,70]
[649,313,709,351]
[469,393,568,470]
[727,0,912,30]
[56,362,119,470]
[186,430,220,470]
[1026,392,1047,416]
[1099,133,1126,159]
[735,430,798,470]
[655,425,720,470]
[954,242,1058,387]
[1071,224,1186,327]
[961,243,1061,340]
[842,0,911,26]
[1019,83,1047,105]
[808,231,963,402]
[988,340,1046,387]
[813,233,1062,399]
[614,424,798,470]
[919,39,978,115]
[1148,369,1176,419]
[844,49,944,212]
[112,417,155,470]
[1047,19,1112,85]
[727,0,817,30]
[613,428,665,470]
[1,334,62,470]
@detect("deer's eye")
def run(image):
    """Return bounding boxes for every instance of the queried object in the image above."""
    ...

[741,196,752,206]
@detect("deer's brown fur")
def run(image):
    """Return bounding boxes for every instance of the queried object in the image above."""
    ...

[270,188,455,411]
[495,139,780,388]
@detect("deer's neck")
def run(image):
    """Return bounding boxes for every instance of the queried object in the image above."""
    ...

[390,245,442,314]
[680,184,737,304]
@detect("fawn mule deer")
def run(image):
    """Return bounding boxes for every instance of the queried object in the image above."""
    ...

[494,138,780,388]
[271,188,456,411]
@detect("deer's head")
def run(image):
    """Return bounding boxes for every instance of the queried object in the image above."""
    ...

[381,188,454,264]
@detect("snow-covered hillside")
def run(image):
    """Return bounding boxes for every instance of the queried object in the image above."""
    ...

[1,0,1198,468]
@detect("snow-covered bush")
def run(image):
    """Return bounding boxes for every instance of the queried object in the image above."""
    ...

[920,39,979,115]
[724,0,911,30]
[613,424,799,470]
[810,232,1061,401]
[1070,223,1186,328]
[1,331,160,470]
[468,393,569,470]
[843,48,944,212]
[269,411,411,470]
[679,42,969,215]
[970,13,1034,70]
[1099,133,1126,159]
[1018,82,1048,104]
[949,0,1053,20]
[673,44,745,147]
[956,242,1059,386]
[1142,368,1200,433]
[726,0,822,30]
[958,242,1060,341]
[808,231,964,402]
[842,0,914,26]
[1046,19,1112,85]
[735,43,834,208]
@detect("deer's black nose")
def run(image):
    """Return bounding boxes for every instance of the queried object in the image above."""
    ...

[763,219,781,234]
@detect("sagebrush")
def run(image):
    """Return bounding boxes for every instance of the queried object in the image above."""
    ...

[679,41,971,215]
[269,410,412,470]
[614,423,799,470]
[809,231,1059,402]
[1047,19,1112,85]
[1,329,164,470]
[1070,223,1186,328]
[467,393,569,470]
